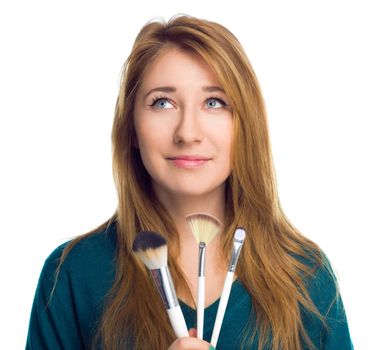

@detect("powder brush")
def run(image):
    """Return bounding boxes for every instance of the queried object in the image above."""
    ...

[132,231,188,338]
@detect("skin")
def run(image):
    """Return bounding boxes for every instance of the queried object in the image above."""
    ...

[134,47,232,349]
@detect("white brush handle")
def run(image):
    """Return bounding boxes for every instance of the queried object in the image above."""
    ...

[210,271,234,347]
[197,275,205,339]
[167,305,189,338]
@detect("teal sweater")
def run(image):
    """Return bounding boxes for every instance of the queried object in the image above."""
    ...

[26,222,353,349]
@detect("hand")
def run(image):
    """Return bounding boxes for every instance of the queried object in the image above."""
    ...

[168,328,215,350]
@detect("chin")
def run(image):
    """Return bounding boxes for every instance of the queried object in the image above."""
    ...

[166,183,226,198]
[151,175,229,200]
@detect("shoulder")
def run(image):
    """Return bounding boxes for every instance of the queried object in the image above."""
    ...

[298,251,353,348]
[40,220,118,319]
[44,220,118,274]
[294,249,339,311]
[40,220,118,301]
[27,221,119,348]
[301,252,339,314]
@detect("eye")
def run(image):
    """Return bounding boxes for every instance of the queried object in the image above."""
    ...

[206,97,228,109]
[149,97,173,109]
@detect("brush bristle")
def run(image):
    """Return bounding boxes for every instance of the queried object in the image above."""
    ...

[132,231,168,269]
[234,227,246,242]
[186,213,222,244]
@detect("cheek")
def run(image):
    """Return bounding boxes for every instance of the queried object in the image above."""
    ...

[216,120,234,154]
[134,115,157,150]
[136,126,166,152]
[134,120,170,173]
[220,124,234,172]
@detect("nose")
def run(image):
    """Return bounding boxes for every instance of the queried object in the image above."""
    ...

[173,106,203,145]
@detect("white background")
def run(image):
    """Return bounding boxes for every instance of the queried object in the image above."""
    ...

[1,1,383,349]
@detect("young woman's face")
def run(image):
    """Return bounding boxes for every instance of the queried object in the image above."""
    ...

[133,47,233,200]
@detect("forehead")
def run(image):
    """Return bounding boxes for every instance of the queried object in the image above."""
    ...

[139,47,221,89]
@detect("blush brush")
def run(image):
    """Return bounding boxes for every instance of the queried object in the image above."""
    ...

[132,231,189,338]
[186,213,222,340]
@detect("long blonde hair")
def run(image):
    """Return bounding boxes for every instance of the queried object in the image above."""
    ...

[62,15,328,349]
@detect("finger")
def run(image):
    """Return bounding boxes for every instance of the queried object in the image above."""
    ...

[188,328,197,337]
[168,336,211,349]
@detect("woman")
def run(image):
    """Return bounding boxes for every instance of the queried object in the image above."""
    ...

[26,15,353,349]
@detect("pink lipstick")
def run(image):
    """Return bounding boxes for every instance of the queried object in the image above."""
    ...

[167,155,211,168]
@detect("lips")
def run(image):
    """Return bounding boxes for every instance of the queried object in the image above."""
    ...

[167,155,211,168]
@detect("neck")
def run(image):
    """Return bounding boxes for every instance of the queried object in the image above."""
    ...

[153,186,226,241]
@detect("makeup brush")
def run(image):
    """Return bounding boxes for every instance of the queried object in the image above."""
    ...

[210,227,246,347]
[186,213,222,340]
[132,231,188,338]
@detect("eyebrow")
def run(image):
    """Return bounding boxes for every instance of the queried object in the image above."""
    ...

[143,86,225,98]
